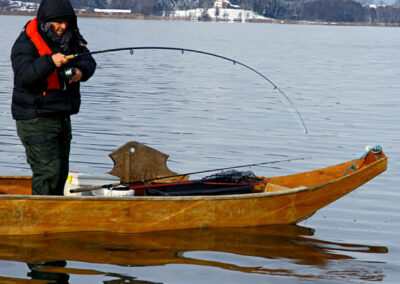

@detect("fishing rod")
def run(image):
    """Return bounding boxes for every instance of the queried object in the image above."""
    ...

[66,46,308,134]
[69,156,309,193]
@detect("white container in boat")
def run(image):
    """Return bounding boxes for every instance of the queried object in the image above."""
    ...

[64,171,121,196]
[91,186,135,197]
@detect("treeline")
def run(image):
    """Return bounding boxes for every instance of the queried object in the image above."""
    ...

[249,0,400,23]
[71,0,400,23]
[3,0,400,23]
[68,0,215,14]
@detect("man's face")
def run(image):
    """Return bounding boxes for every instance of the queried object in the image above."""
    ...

[50,21,68,37]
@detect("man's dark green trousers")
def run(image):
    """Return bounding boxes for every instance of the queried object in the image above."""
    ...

[16,116,71,195]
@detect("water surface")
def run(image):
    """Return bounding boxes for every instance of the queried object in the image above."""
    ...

[0,15,399,283]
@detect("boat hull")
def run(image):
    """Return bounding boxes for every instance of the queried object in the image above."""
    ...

[0,152,387,235]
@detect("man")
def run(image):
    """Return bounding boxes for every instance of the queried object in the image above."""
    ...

[11,0,96,195]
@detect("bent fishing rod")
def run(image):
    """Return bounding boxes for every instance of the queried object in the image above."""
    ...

[66,46,308,134]
[69,156,309,193]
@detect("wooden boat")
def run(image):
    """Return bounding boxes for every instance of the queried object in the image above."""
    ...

[0,142,387,236]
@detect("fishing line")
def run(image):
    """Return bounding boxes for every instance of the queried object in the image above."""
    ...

[67,46,308,134]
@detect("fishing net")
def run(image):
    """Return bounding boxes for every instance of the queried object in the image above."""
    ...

[201,170,264,184]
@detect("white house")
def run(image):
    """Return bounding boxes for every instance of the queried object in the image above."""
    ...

[93,8,131,15]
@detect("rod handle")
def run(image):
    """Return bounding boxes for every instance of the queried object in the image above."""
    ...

[65,54,75,60]
[69,183,119,193]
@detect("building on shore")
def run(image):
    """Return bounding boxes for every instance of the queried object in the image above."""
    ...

[8,1,39,12]
[93,8,131,15]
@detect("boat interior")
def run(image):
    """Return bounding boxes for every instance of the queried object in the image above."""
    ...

[0,142,385,197]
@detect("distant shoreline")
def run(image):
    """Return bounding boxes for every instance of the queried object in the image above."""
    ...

[1,10,399,27]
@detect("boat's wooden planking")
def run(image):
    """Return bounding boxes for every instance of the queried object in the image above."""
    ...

[267,151,384,188]
[0,176,31,195]
[0,151,387,235]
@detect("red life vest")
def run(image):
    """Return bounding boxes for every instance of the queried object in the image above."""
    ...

[25,17,60,93]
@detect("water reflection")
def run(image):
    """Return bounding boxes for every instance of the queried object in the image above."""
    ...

[27,261,69,283]
[0,225,387,283]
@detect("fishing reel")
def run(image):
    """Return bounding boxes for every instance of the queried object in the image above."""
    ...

[62,67,76,80]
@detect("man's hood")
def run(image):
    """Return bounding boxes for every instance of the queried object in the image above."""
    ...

[37,0,77,28]
[36,0,88,46]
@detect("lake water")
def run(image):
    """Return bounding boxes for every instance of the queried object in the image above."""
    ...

[0,15,399,283]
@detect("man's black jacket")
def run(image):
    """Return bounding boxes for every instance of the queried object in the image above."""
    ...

[11,0,96,120]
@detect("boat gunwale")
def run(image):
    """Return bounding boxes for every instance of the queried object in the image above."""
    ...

[0,175,31,180]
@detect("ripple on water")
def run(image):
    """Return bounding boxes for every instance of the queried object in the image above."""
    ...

[0,16,399,283]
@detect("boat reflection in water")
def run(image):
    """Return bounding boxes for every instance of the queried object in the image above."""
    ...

[0,225,388,283]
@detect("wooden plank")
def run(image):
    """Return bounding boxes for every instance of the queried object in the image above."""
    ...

[0,176,32,195]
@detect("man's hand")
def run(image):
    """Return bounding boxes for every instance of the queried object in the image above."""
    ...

[51,53,69,67]
[68,68,82,84]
